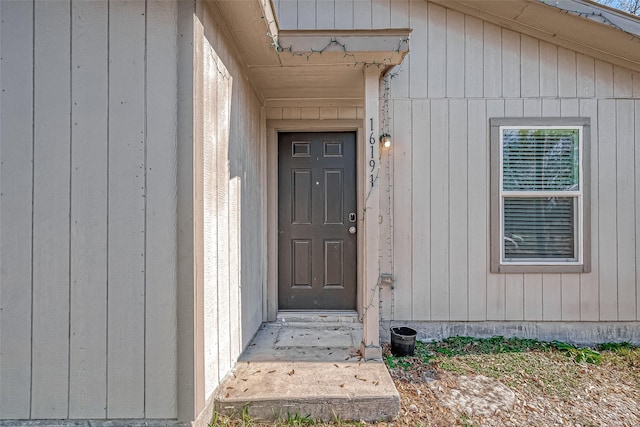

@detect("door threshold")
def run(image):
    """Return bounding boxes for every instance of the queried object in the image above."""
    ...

[277,310,360,323]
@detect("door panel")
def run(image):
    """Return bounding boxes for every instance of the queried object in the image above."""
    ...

[278,132,357,310]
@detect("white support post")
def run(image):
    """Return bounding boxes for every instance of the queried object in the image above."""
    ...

[361,66,382,360]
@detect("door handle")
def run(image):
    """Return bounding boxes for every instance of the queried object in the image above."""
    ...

[349,226,357,234]
[348,212,357,223]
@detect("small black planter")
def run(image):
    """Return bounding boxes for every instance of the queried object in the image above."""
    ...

[390,326,417,356]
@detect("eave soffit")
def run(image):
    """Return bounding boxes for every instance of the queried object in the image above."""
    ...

[427,0,640,71]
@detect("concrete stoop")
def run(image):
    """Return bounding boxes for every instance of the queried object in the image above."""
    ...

[214,360,400,422]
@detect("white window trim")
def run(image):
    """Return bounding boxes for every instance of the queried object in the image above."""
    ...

[490,118,591,274]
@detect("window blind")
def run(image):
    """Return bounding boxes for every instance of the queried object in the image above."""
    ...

[503,197,575,259]
[502,129,579,191]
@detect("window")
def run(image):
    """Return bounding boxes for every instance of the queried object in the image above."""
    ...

[490,118,590,273]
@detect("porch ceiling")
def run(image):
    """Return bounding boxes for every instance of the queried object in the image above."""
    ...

[210,0,410,104]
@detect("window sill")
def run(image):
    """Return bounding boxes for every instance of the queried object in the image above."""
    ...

[490,262,591,274]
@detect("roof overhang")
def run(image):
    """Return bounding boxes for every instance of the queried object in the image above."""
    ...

[428,0,640,71]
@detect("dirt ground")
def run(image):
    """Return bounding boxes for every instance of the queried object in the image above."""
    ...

[383,344,640,427]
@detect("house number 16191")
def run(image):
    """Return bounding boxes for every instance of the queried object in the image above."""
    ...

[369,118,376,188]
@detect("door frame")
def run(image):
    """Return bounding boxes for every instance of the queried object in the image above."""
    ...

[266,120,364,321]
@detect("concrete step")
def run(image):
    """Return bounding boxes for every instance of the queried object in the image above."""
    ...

[214,360,400,422]
[276,310,360,323]
[213,321,399,422]
[239,322,363,362]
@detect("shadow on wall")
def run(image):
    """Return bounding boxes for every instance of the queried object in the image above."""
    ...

[201,14,266,402]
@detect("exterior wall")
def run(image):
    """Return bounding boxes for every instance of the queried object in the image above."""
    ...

[273,1,640,326]
[273,0,411,30]
[265,105,365,121]
[381,2,640,324]
[0,0,178,420]
[195,0,266,411]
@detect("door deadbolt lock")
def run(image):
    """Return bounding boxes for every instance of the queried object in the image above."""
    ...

[348,212,357,223]
[348,226,357,234]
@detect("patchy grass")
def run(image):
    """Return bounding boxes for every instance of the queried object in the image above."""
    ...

[422,336,550,357]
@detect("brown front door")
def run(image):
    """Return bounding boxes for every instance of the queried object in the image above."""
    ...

[278,132,357,310]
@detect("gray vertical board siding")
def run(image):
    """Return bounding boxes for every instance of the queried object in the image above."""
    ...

[411,100,431,320]
[392,100,412,318]
[427,3,445,98]
[176,0,195,420]
[228,176,241,360]
[524,274,543,320]
[2,0,181,419]
[429,99,449,320]
[634,73,640,98]
[390,0,408,28]
[259,108,268,325]
[595,60,614,98]
[539,41,558,98]
[523,98,542,116]
[202,32,220,399]
[228,49,241,364]
[505,275,524,320]
[236,77,263,345]
[580,98,599,321]
[69,0,108,418]
[598,99,618,320]
[542,275,562,321]
[31,0,71,418]
[483,22,501,98]
[379,133,393,321]
[560,98,579,118]
[636,100,640,321]
[520,36,539,98]
[577,54,595,98]
[505,99,523,117]
[278,0,298,29]
[107,0,146,417]
[501,29,520,98]
[542,98,560,116]
[558,48,577,98]
[561,275,581,321]
[316,0,335,28]
[353,0,372,29]
[614,66,633,98]
[466,99,487,321]
[446,10,464,98]
[216,65,232,382]
[615,100,636,321]
[0,0,34,419]
[485,100,505,321]
[372,0,390,29]
[298,0,316,29]
[193,1,206,413]
[464,16,483,99]
[145,0,178,417]
[390,54,409,99]
[448,99,468,320]
[334,0,353,29]
[408,0,426,99]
